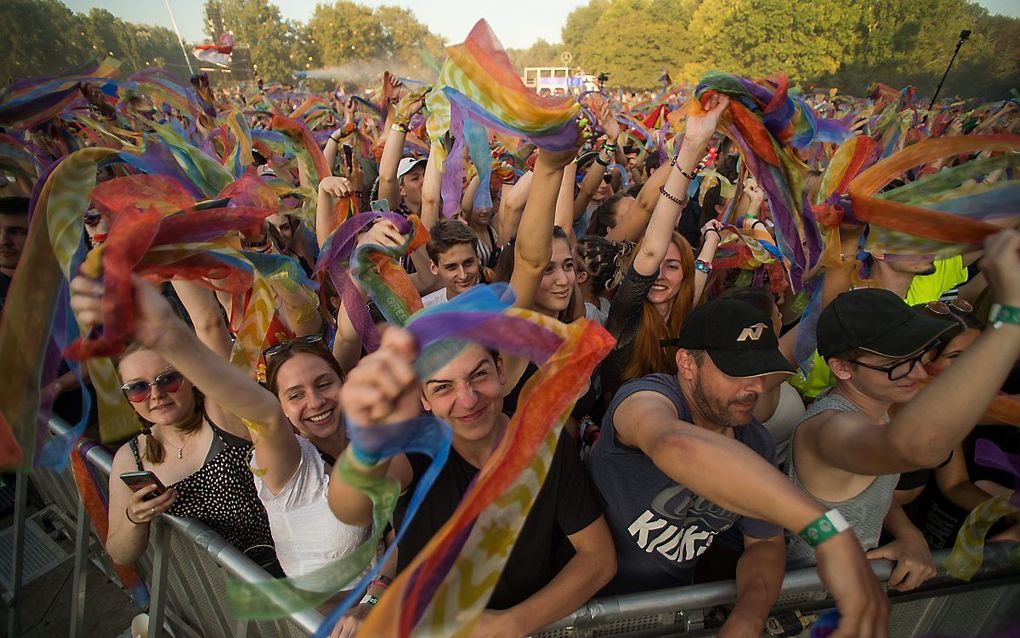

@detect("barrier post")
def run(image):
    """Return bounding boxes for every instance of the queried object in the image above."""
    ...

[70,496,89,638]
[148,518,170,638]
[5,470,28,638]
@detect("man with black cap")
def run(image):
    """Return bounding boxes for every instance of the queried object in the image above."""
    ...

[784,230,1020,593]
[590,297,889,637]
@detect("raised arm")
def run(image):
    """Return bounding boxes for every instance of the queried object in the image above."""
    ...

[498,171,532,242]
[555,161,578,244]
[509,148,576,311]
[806,230,1020,476]
[613,390,889,638]
[377,86,426,210]
[629,96,729,275]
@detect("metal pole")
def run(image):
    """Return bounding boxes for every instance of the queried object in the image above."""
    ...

[70,497,90,638]
[928,30,970,110]
[5,470,28,638]
[163,0,195,76]
[148,519,170,638]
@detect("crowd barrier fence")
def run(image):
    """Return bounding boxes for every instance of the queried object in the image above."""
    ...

[3,416,1018,637]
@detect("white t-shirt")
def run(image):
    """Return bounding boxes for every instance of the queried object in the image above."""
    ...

[252,437,370,577]
[421,287,452,308]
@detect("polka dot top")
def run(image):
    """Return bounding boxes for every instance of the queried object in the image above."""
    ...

[129,422,276,566]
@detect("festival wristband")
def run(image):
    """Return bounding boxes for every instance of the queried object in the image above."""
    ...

[989,304,1020,329]
[391,123,409,134]
[360,594,379,606]
[799,509,849,547]
[369,577,391,591]
[694,259,713,274]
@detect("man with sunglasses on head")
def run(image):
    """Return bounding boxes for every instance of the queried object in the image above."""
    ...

[784,230,1020,593]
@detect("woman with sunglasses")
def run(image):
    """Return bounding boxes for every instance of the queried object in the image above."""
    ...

[90,324,275,570]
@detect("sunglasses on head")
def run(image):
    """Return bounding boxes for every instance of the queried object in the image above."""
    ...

[121,370,185,403]
[263,334,325,366]
[84,211,102,227]
[925,299,973,315]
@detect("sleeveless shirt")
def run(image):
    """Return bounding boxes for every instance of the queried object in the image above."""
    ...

[784,392,899,567]
[129,422,276,565]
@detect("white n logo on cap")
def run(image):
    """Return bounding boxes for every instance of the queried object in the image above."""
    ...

[736,322,768,342]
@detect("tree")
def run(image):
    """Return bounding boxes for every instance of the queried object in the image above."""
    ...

[507,39,563,73]
[562,0,610,68]
[0,0,88,80]
[685,0,858,83]
[211,0,296,81]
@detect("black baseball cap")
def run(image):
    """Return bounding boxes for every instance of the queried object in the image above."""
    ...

[817,288,955,360]
[661,298,795,378]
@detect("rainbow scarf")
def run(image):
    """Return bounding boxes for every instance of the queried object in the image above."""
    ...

[0,57,121,129]
[314,212,427,353]
[695,72,850,291]
[308,285,613,637]
[849,135,1020,257]
[426,20,579,216]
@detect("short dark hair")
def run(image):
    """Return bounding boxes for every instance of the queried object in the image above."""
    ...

[426,219,478,263]
[0,197,30,216]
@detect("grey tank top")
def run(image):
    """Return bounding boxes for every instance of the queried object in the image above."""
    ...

[785,392,899,567]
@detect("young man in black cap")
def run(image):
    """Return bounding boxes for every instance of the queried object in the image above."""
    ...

[785,230,1020,592]
[591,297,889,638]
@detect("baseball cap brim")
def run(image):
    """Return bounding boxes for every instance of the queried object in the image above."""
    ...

[856,312,956,359]
[397,157,427,178]
[707,348,796,378]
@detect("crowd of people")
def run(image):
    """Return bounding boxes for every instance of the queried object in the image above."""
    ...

[1,40,1019,638]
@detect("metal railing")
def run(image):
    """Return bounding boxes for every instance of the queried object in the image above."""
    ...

[8,416,1020,638]
[17,417,323,638]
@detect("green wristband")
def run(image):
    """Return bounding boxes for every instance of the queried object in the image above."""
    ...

[799,509,850,547]
[989,304,1020,329]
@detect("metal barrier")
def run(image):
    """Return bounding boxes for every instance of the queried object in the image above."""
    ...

[20,418,323,638]
[10,416,1020,638]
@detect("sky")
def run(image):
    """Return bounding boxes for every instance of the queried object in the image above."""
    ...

[64,0,1020,49]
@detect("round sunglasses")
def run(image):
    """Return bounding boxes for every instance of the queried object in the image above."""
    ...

[121,370,185,403]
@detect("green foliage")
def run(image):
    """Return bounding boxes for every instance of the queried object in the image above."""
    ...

[507,39,563,72]
[303,2,444,82]
[211,0,301,82]
[0,0,185,82]
[557,0,1019,98]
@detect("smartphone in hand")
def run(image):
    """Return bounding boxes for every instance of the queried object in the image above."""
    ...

[120,471,168,501]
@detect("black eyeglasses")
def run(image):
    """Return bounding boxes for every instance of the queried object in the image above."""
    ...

[121,370,185,403]
[84,211,102,227]
[263,335,324,365]
[848,340,942,381]
[602,173,613,184]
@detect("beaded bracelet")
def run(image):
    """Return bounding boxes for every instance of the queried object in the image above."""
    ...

[659,185,686,206]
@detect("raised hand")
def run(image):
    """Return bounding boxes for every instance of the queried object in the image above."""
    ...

[339,328,421,426]
[319,175,354,199]
[686,94,730,144]
[69,273,178,351]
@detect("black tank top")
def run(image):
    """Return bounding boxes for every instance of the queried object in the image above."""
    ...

[129,421,275,565]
